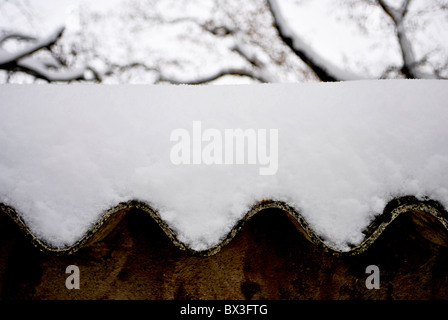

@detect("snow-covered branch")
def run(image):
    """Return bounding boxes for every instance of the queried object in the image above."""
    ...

[377,0,414,77]
[0,26,92,82]
[266,0,361,81]
[377,0,411,23]
[377,0,435,79]
[15,57,86,82]
[102,60,268,84]
[1,0,445,83]
[0,26,64,66]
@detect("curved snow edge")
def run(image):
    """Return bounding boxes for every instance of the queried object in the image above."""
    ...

[1,196,448,256]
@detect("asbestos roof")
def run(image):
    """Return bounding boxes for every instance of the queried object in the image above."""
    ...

[2,196,448,257]
[1,199,448,300]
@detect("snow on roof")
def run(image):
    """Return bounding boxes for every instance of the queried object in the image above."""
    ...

[0,80,447,253]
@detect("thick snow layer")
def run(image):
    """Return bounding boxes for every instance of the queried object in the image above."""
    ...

[0,80,448,251]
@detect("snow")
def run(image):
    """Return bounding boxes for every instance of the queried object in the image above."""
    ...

[1,80,448,251]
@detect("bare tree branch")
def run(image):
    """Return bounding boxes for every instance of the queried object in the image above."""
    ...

[157,68,268,84]
[104,61,159,76]
[231,43,264,69]
[101,59,267,84]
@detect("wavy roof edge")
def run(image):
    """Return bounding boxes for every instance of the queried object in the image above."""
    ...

[1,196,448,256]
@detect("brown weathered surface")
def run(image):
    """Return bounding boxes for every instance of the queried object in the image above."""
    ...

[1,207,448,300]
